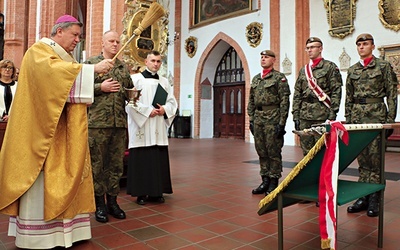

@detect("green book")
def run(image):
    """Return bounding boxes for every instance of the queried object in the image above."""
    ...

[152,83,168,108]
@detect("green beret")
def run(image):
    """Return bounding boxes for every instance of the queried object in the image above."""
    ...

[355,33,374,44]
[260,50,275,57]
[306,37,323,45]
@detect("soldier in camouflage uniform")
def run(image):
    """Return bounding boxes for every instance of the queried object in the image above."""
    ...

[292,37,342,156]
[248,50,291,195]
[345,33,398,217]
[85,31,133,223]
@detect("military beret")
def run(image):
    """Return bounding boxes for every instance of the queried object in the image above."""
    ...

[355,33,374,44]
[306,37,323,45]
[260,50,275,57]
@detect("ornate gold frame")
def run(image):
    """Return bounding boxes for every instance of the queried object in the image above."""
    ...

[185,36,197,58]
[245,22,263,48]
[378,0,400,32]
[323,0,357,39]
[192,0,252,27]
[378,44,400,94]
[122,0,169,71]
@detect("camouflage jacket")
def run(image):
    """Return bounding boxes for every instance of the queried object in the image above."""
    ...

[345,56,398,124]
[292,59,342,121]
[247,69,291,126]
[85,54,134,128]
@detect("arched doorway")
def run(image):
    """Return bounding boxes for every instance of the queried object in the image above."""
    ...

[213,47,245,139]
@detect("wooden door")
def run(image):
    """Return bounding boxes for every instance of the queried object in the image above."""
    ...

[212,47,245,139]
[214,84,245,139]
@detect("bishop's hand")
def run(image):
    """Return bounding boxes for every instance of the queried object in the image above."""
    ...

[94,59,114,74]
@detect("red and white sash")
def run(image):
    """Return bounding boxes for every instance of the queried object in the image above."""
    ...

[305,61,331,108]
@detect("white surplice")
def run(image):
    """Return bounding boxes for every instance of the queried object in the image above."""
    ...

[126,74,177,148]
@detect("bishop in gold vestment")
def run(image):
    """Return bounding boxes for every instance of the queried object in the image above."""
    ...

[0,15,114,249]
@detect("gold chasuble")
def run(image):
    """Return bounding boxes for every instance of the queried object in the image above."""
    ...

[0,39,95,221]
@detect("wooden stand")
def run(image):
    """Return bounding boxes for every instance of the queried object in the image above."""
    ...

[258,124,392,249]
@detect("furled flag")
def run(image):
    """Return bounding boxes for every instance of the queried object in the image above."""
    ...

[319,121,349,250]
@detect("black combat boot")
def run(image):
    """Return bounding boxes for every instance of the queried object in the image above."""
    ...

[347,196,368,213]
[252,176,270,194]
[106,194,126,219]
[265,178,279,195]
[95,195,108,223]
[367,192,379,217]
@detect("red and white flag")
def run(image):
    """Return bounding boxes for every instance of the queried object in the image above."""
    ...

[319,121,349,250]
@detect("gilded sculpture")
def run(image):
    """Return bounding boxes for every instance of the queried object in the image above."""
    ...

[323,0,357,39]
[378,0,400,32]
[185,36,198,58]
[245,22,263,48]
[122,0,169,71]
[378,44,400,94]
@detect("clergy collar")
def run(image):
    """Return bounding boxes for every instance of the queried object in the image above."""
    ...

[142,69,159,79]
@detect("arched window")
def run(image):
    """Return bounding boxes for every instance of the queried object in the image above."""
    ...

[237,90,242,114]
[214,47,244,85]
[230,90,235,113]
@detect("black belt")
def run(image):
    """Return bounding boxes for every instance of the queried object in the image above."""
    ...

[256,105,279,111]
[353,98,384,104]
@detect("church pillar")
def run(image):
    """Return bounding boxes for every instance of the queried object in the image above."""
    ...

[173,0,182,107]
[85,0,105,57]
[3,0,28,67]
[295,0,310,71]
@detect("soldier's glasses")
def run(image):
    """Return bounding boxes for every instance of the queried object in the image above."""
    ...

[305,46,321,51]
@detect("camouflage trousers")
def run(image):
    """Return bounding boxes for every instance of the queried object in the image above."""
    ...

[357,135,382,184]
[298,119,325,156]
[253,121,283,179]
[89,127,127,196]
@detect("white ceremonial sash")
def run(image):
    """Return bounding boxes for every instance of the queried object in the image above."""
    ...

[40,38,94,104]
[305,61,331,108]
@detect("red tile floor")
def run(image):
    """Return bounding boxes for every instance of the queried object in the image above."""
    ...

[1,138,399,249]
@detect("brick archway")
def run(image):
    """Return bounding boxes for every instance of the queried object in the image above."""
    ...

[193,32,252,141]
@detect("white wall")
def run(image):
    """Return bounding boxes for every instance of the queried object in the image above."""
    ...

[279,0,297,146]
